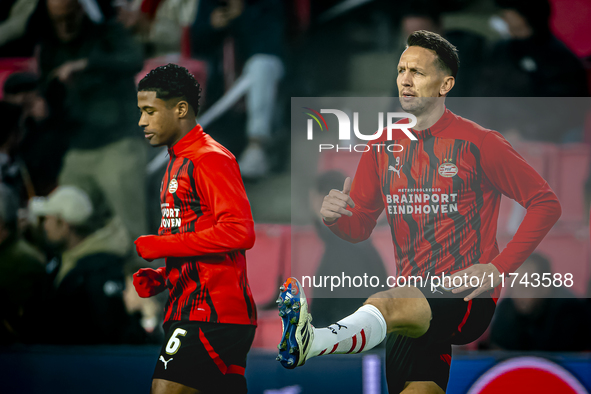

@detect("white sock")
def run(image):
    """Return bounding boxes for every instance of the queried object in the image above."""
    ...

[309,304,387,358]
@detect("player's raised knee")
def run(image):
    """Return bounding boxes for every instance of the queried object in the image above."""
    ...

[365,287,431,338]
[402,381,445,394]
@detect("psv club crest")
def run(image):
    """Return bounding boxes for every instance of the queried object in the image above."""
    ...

[168,178,178,194]
[438,159,458,178]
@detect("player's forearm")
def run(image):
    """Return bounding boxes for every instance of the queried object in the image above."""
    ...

[325,209,376,243]
[145,220,255,259]
[492,191,561,275]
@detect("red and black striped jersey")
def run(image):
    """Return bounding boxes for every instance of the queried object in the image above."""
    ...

[150,125,256,326]
[327,108,561,295]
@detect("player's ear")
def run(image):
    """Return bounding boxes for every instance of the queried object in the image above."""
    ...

[176,101,189,118]
[439,76,455,96]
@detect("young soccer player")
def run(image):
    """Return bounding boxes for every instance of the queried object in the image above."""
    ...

[133,64,257,394]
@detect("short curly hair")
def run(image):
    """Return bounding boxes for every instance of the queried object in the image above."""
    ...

[138,63,201,114]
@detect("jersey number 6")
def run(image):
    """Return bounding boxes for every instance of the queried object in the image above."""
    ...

[165,328,187,355]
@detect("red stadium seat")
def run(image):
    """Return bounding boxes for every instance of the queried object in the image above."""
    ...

[513,141,560,190]
[0,58,36,100]
[496,195,515,237]
[549,0,591,58]
[556,144,591,223]
[498,142,561,236]
[251,224,307,350]
[508,142,590,225]
[246,224,290,308]
[290,226,324,299]
[252,224,398,350]
[497,230,590,296]
[251,311,282,349]
[317,150,362,178]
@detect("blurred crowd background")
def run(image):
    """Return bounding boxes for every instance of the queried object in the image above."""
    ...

[1,0,591,357]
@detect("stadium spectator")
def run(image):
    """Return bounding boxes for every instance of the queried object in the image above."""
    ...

[191,0,285,179]
[3,72,45,121]
[478,0,589,97]
[0,102,24,193]
[0,0,40,56]
[117,0,198,57]
[0,0,120,55]
[0,183,45,344]
[308,170,388,328]
[3,72,70,198]
[490,253,591,351]
[38,0,148,240]
[30,185,147,344]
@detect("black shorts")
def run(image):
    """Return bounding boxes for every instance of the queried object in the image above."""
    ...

[153,320,256,393]
[385,286,496,393]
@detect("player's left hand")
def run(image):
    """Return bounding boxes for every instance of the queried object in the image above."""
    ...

[133,267,167,297]
[134,235,159,261]
[448,263,502,301]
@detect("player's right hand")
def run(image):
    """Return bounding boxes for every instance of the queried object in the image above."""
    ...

[132,267,167,298]
[320,177,356,223]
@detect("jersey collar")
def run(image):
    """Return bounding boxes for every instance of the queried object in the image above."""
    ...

[412,107,454,138]
[169,124,204,157]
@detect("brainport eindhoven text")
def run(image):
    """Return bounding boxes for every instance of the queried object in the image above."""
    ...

[386,192,458,215]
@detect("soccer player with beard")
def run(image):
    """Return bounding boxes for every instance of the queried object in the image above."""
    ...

[277,31,561,393]
[133,64,257,394]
